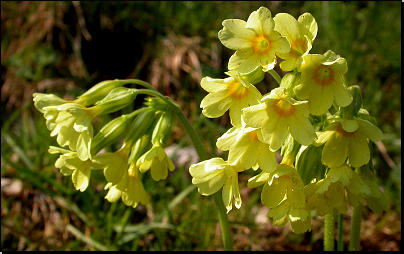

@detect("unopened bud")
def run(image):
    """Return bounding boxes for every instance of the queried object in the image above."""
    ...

[75,79,129,106]
[92,87,138,116]
[124,109,156,146]
[152,111,172,145]
[295,144,326,185]
[240,65,265,84]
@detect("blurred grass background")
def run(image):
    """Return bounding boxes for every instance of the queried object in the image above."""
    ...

[1,1,401,251]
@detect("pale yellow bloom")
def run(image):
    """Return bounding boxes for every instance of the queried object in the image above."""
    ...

[218,6,290,73]
[136,144,175,181]
[189,158,241,213]
[242,87,316,151]
[200,71,261,128]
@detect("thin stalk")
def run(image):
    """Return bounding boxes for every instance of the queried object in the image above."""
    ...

[337,213,344,251]
[136,83,234,251]
[324,209,335,251]
[348,205,363,251]
[268,69,282,85]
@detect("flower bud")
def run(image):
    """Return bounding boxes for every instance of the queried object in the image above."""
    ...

[281,71,301,97]
[128,134,152,165]
[75,79,128,106]
[240,65,265,84]
[92,87,138,116]
[341,85,363,118]
[145,97,180,112]
[124,109,156,146]
[91,114,134,155]
[295,144,326,185]
[152,111,172,145]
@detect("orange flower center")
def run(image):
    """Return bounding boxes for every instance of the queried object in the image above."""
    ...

[251,34,272,56]
[246,130,259,141]
[313,66,334,87]
[272,98,295,117]
[228,81,249,100]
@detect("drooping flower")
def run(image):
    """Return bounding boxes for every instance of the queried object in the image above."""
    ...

[294,50,352,115]
[48,146,93,192]
[189,157,241,213]
[309,164,371,215]
[315,117,383,168]
[260,164,311,234]
[242,87,316,151]
[216,123,276,172]
[200,70,262,128]
[218,6,290,73]
[136,143,175,181]
[274,12,318,71]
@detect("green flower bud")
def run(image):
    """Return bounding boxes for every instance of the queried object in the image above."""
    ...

[280,134,301,166]
[152,111,172,145]
[295,144,326,185]
[128,134,152,164]
[92,87,138,116]
[341,85,363,119]
[75,79,129,106]
[240,65,265,84]
[124,109,156,146]
[91,114,134,155]
[281,71,301,98]
[145,97,180,112]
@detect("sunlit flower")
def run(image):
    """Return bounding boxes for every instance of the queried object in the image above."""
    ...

[200,70,261,128]
[316,117,383,168]
[261,164,311,234]
[218,6,290,73]
[242,87,316,151]
[294,50,352,115]
[104,162,150,208]
[312,164,371,215]
[48,146,93,192]
[92,144,131,185]
[189,157,241,213]
[136,143,175,181]
[216,123,276,172]
[274,12,318,71]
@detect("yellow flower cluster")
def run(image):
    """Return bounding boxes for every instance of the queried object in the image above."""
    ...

[190,6,388,234]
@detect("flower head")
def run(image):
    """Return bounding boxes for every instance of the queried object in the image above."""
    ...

[216,124,276,172]
[136,143,175,181]
[316,118,383,168]
[48,146,93,192]
[261,164,311,234]
[218,6,290,73]
[295,50,352,115]
[200,71,261,128]
[242,87,316,151]
[189,157,241,213]
[274,12,318,71]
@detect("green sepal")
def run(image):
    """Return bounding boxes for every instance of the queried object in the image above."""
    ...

[280,71,301,98]
[92,87,138,116]
[124,109,156,147]
[128,134,152,165]
[295,144,327,185]
[75,79,129,106]
[240,65,265,85]
[341,85,363,119]
[152,111,173,145]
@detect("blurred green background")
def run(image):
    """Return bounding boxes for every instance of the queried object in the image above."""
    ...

[1,1,401,251]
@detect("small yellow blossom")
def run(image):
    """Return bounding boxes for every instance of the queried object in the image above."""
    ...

[316,118,383,168]
[295,50,352,115]
[48,146,92,192]
[136,143,175,181]
[274,12,318,71]
[242,87,316,151]
[216,124,276,172]
[189,158,241,213]
[218,6,290,73]
[200,71,261,128]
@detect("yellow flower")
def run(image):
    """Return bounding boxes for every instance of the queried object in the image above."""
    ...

[314,164,371,214]
[218,6,290,73]
[200,70,261,128]
[261,164,311,234]
[295,50,352,115]
[242,87,316,151]
[216,124,276,172]
[104,162,150,208]
[92,144,131,185]
[189,157,241,213]
[274,12,318,71]
[48,146,92,192]
[136,143,175,181]
[316,118,383,168]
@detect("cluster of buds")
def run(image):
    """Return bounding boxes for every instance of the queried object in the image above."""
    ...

[34,80,177,208]
[189,6,388,234]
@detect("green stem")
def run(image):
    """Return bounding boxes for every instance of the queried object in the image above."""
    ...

[268,69,282,85]
[135,82,234,251]
[337,213,344,251]
[324,209,335,251]
[348,205,363,251]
